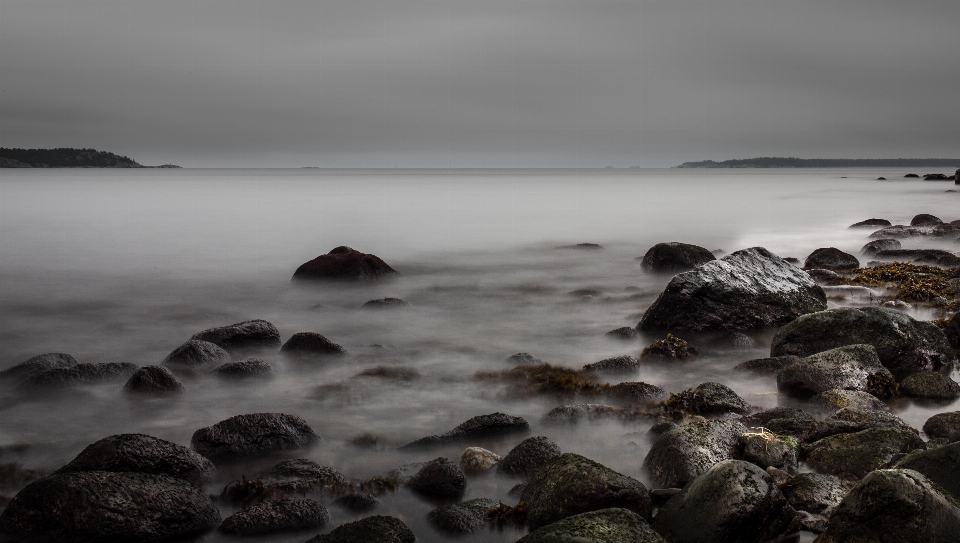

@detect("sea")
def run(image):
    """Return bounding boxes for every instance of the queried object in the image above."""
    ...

[0,167,958,542]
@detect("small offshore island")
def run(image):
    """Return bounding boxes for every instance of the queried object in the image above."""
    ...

[0,147,180,168]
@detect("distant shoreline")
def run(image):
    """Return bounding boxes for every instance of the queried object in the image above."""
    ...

[0,147,179,169]
[676,157,960,168]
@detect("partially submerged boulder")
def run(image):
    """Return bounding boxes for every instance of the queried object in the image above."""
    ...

[945,312,960,350]
[191,413,319,461]
[860,238,901,256]
[643,419,747,489]
[923,411,960,443]
[804,247,860,271]
[124,365,183,396]
[541,404,619,425]
[213,358,274,379]
[665,382,750,416]
[734,355,800,375]
[911,213,943,226]
[582,355,639,373]
[280,332,348,357]
[293,246,398,282]
[850,218,892,228]
[639,242,716,274]
[776,344,896,399]
[604,382,667,404]
[637,247,827,332]
[517,508,665,543]
[362,297,409,309]
[426,498,496,534]
[219,498,328,535]
[400,412,529,450]
[895,442,960,499]
[306,515,414,543]
[459,447,500,474]
[781,472,853,514]
[163,340,229,367]
[811,389,889,412]
[497,436,562,479]
[805,426,925,479]
[406,457,466,500]
[55,433,215,486]
[18,362,138,389]
[899,371,960,399]
[639,334,699,360]
[872,248,960,267]
[0,353,77,382]
[191,319,281,352]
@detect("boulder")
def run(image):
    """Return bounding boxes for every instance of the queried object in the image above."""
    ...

[213,358,274,379]
[740,431,798,474]
[739,407,817,437]
[652,460,795,543]
[280,332,348,357]
[292,246,398,282]
[517,508,666,543]
[872,248,960,266]
[541,404,618,424]
[259,459,345,494]
[665,382,750,415]
[362,297,409,309]
[163,340,229,367]
[639,334,700,360]
[805,426,925,479]
[400,412,529,450]
[810,389,889,412]
[637,247,827,332]
[582,355,639,373]
[55,434,215,485]
[850,218,892,228]
[558,243,604,250]
[922,411,960,443]
[895,442,960,499]
[521,453,651,530]
[497,436,562,479]
[604,382,667,404]
[639,242,716,274]
[769,306,957,371]
[606,326,640,340]
[869,224,960,239]
[306,516,415,543]
[816,469,960,543]
[860,238,901,256]
[506,352,543,365]
[899,371,960,399]
[781,473,853,514]
[643,419,747,489]
[331,493,379,512]
[124,365,183,396]
[946,312,960,350]
[734,355,801,374]
[191,413,319,461]
[905,173,920,178]
[17,362,138,389]
[804,248,860,271]
[0,353,77,382]
[459,447,500,474]
[406,457,466,500]
[911,213,943,226]
[805,268,843,285]
[191,319,281,353]
[219,498,328,535]
[426,498,496,534]
[800,408,913,445]
[0,471,220,542]
[776,344,896,399]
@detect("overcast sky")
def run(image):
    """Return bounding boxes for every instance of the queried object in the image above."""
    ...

[1,0,958,168]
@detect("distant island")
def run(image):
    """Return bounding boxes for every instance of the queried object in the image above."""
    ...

[0,148,180,168]
[675,157,960,168]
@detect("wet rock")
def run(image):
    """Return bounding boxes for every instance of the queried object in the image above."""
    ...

[582,355,639,373]
[850,218,892,228]
[804,248,860,271]
[800,408,912,445]
[900,371,960,399]
[638,247,827,332]
[810,389,889,412]
[362,297,409,309]
[643,419,748,489]
[400,412,529,450]
[55,434,215,486]
[741,431,798,474]
[124,365,183,396]
[213,358,274,379]
[18,362,138,389]
[868,224,949,239]
[639,242,716,274]
[653,460,795,543]
[521,453,651,529]
[506,352,542,365]
[163,340,229,367]
[805,268,844,285]
[306,515,415,543]
[665,382,750,416]
[191,413,319,461]
[192,319,281,353]
[639,334,700,360]
[895,442,960,499]
[805,426,925,479]
[724,331,757,348]
[946,312,960,349]
[604,381,667,404]
[292,246,398,282]
[766,467,791,488]
[331,493,379,512]
[541,404,618,424]
[649,488,681,507]
[498,436,562,479]
[776,344,896,399]
[280,332,348,357]
[219,498,328,535]
[911,213,943,226]
[0,471,220,542]
[260,459,345,494]
[459,447,500,474]
[770,306,957,371]
[427,498,496,534]
[923,411,960,443]
[905,173,920,178]
[558,243,604,250]
[648,421,678,436]
[407,457,467,500]
[735,355,801,374]
[781,473,853,514]
[517,508,666,543]
[873,248,960,266]
[740,407,817,437]
[816,469,960,543]
[860,238,901,256]
[796,510,828,533]
[606,326,640,340]
[0,353,77,382]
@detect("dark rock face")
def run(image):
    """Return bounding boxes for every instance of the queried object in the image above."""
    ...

[805,268,843,285]
[781,473,853,514]
[293,246,398,282]
[895,443,960,499]
[362,297,409,309]
[426,498,496,534]
[811,389,888,412]
[498,436,562,479]
[740,407,817,437]
[17,362,138,389]
[638,247,827,332]
[911,213,943,226]
[770,306,957,371]
[280,333,348,357]
[541,404,618,425]
[558,243,604,250]
[643,419,747,489]
[582,355,639,373]
[869,223,960,240]
[900,371,960,399]
[734,355,801,374]
[776,344,896,399]
[406,457,467,500]
[606,326,640,340]
[213,358,274,379]
[850,218,892,228]
[947,312,960,350]
[639,242,716,274]
[860,238,901,256]
[640,334,699,360]
[872,248,960,266]
[219,498,328,535]
[801,408,913,445]
[665,382,750,416]
[506,352,542,365]
[400,412,529,449]
[259,459,345,495]
[517,508,665,543]
[331,493,379,512]
[816,469,960,543]
[652,460,794,543]
[307,515,415,543]
[191,319,281,353]
[741,432,798,474]
[0,353,77,382]
[604,382,667,404]
[804,247,860,271]
[163,340,229,367]
[905,173,920,178]
[805,426,925,479]
[55,434,215,486]
[923,411,960,443]
[191,413,319,461]
[521,453,651,530]
[124,365,183,396]
[0,471,220,543]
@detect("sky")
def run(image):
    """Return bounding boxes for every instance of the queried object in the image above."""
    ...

[1,0,959,168]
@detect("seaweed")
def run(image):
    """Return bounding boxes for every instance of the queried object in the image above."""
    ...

[847,262,957,303]
[640,334,700,360]
[487,501,527,529]
[356,365,421,381]
[475,363,608,397]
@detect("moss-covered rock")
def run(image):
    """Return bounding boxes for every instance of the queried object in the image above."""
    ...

[899,371,960,399]
[517,508,665,543]
[777,344,896,399]
[191,413,319,461]
[665,382,750,416]
[805,426,925,479]
[643,419,747,489]
[219,498,327,535]
[922,411,960,443]
[781,472,853,514]
[894,442,960,499]
[810,389,888,412]
[582,355,640,373]
[739,407,817,437]
[498,436,561,479]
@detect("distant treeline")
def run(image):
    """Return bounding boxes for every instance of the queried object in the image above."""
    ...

[0,147,149,168]
[676,157,960,168]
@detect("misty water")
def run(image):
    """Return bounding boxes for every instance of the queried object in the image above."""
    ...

[1,168,958,542]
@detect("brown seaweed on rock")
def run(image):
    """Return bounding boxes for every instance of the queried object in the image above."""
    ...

[640,334,700,360]
[474,364,608,397]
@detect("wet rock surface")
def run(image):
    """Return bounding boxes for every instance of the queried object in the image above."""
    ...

[604,381,667,404]
[517,508,665,543]
[740,407,817,437]
[899,371,960,399]
[163,339,229,367]
[734,355,800,374]
[923,411,960,443]
[643,419,747,489]
[639,242,716,274]
[401,412,529,449]
[213,358,274,378]
[606,326,640,340]
[665,382,750,416]
[505,352,542,365]
[873,248,960,266]
[124,365,183,395]
[810,389,889,412]
[260,459,345,494]
[219,497,328,535]
[740,431,798,474]
[426,498,496,534]
[804,247,860,270]
[805,426,925,478]
[639,334,699,360]
[541,404,618,424]
[331,493,379,512]
[459,447,500,474]
[850,218,892,228]
[582,355,639,373]
[776,344,896,399]
[894,442,960,499]
[781,472,853,514]
[191,319,281,353]
[54,433,215,485]
[191,413,320,461]
[17,362,138,389]
[307,515,415,543]
[406,457,467,500]
[280,332,348,357]
[293,246,398,282]
[362,297,409,309]
[0,353,77,382]
[860,238,901,256]
[497,436,562,479]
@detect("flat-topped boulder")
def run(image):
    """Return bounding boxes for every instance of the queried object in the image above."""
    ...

[191,413,319,461]
[191,319,281,353]
[293,246,398,281]
[850,218,892,228]
[55,433,215,485]
[805,426,925,479]
[643,419,747,489]
[0,353,77,382]
[776,344,896,399]
[804,247,860,271]
[280,332,348,357]
[861,238,901,256]
[639,242,716,274]
[638,247,826,332]
[400,412,529,450]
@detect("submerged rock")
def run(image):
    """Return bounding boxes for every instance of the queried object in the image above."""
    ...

[665,382,750,416]
[219,498,328,535]
[517,508,665,543]
[55,433,215,486]
[582,355,639,373]
[307,515,415,543]
[735,355,801,374]
[362,297,409,309]
[259,459,345,495]
[497,436,562,479]
[124,365,183,396]
[604,381,667,404]
[406,457,466,500]
[0,353,77,382]
[163,340,229,367]
[459,447,500,474]
[873,248,960,267]
[639,334,699,360]
[191,413,319,461]
[280,332,348,357]
[606,326,640,340]
[331,493,379,512]
[850,218,892,228]
[191,319,281,353]
[400,412,529,450]
[213,358,274,379]
[911,213,943,226]
[293,246,398,282]
[506,352,543,365]
[639,242,716,274]
[18,362,138,389]
[804,247,860,270]
[861,238,901,256]
[643,419,747,489]
[541,404,619,424]
[427,498,496,534]
[776,344,896,399]
[638,247,826,332]
[805,426,925,479]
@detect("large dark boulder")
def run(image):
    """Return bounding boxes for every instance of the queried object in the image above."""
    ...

[639,242,716,274]
[653,460,795,543]
[426,498,496,534]
[895,442,960,499]
[850,218,892,228]
[190,319,281,353]
[0,353,77,382]
[776,344,896,399]
[517,508,666,543]
[191,413,319,461]
[603,382,667,404]
[643,419,747,489]
[804,247,860,271]
[497,436,562,479]
[163,340,229,367]
[665,382,750,416]
[400,412,529,449]
[55,434,215,486]
[816,469,960,543]
[769,306,956,371]
[258,459,345,495]
[406,457,466,500]
[872,248,960,266]
[911,213,943,226]
[582,355,639,373]
[521,453,651,530]
[811,389,888,412]
[213,358,274,379]
[800,408,913,445]
[923,411,960,443]
[541,404,618,425]
[293,246,398,282]
[900,371,960,399]
[218,498,328,535]
[124,365,183,396]
[781,473,853,514]
[17,362,138,390]
[637,247,826,332]
[0,471,220,543]
[307,516,415,543]
[805,426,925,479]
[860,238,901,256]
[280,332,348,357]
